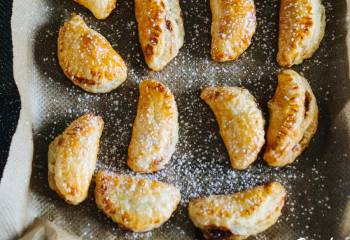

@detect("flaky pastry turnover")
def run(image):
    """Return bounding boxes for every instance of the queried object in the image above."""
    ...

[95,171,181,232]
[210,0,256,62]
[188,182,286,240]
[277,0,326,67]
[264,70,318,167]
[75,0,117,19]
[58,15,127,93]
[135,0,185,71]
[201,86,265,170]
[128,80,178,173]
[48,113,104,205]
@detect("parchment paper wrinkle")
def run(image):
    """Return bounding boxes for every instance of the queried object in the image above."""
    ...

[1,0,350,239]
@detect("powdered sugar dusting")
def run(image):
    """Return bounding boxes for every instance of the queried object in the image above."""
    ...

[28,0,349,239]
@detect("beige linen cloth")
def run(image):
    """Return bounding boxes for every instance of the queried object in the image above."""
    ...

[0,0,78,239]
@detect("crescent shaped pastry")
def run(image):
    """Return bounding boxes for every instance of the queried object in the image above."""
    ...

[95,171,181,232]
[48,113,104,205]
[264,70,318,167]
[277,0,326,67]
[58,15,127,93]
[75,0,117,19]
[135,0,185,71]
[188,182,286,240]
[201,86,265,170]
[210,0,256,62]
[128,80,179,173]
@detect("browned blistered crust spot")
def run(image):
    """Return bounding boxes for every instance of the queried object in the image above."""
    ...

[149,157,165,172]
[304,91,311,116]
[159,0,165,8]
[57,137,64,146]
[202,88,222,101]
[211,50,225,62]
[73,76,97,86]
[166,19,173,31]
[141,79,168,95]
[202,225,232,240]
[150,37,158,45]
[145,45,154,56]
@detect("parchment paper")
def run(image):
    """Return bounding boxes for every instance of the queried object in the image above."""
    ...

[2,0,350,239]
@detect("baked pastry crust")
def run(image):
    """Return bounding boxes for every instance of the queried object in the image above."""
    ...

[210,0,256,62]
[201,86,265,170]
[128,80,178,173]
[95,171,181,232]
[277,0,326,67]
[188,182,286,240]
[58,15,127,93]
[264,70,318,167]
[75,0,117,19]
[48,113,104,205]
[135,0,184,71]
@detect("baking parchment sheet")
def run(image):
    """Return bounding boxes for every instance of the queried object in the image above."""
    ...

[3,0,350,239]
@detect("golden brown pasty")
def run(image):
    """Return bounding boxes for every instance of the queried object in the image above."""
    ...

[95,171,181,232]
[264,69,318,167]
[201,86,265,170]
[277,0,326,67]
[75,0,117,19]
[135,0,185,71]
[210,0,256,62]
[128,80,178,173]
[188,182,286,240]
[58,15,127,93]
[48,113,104,205]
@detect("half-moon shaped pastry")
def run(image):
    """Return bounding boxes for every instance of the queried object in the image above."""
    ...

[48,113,104,205]
[135,0,185,71]
[210,0,256,62]
[201,86,265,170]
[75,0,117,19]
[128,80,178,173]
[188,182,286,240]
[95,171,181,232]
[264,70,318,167]
[277,0,326,67]
[58,15,127,93]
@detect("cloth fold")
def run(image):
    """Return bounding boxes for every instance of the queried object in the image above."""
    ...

[18,219,80,240]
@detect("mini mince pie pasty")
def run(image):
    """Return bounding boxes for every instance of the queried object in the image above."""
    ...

[277,0,326,67]
[95,171,181,232]
[128,80,179,173]
[201,86,265,170]
[48,113,104,205]
[74,0,117,19]
[210,0,257,62]
[135,0,185,71]
[264,69,318,167]
[188,182,286,240]
[58,14,127,93]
